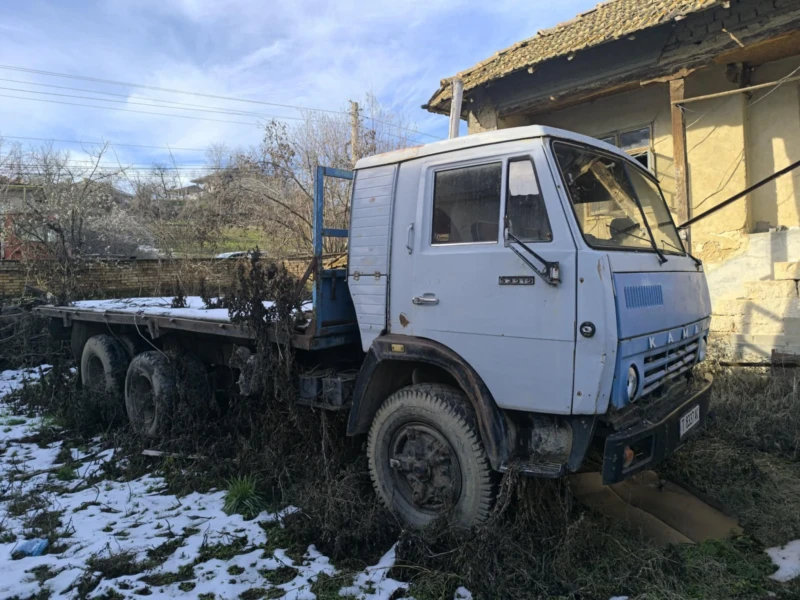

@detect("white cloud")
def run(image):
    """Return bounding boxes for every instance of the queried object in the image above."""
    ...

[0,0,596,167]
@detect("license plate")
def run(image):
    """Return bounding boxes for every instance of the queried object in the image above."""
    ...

[679,405,701,438]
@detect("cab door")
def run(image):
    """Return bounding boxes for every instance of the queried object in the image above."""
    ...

[399,140,578,414]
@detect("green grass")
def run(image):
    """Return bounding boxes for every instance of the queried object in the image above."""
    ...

[54,465,77,481]
[223,476,268,520]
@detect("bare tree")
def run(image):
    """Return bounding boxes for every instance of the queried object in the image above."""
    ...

[2,143,152,302]
[203,93,419,257]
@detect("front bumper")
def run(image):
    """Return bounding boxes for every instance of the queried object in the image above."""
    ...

[601,375,713,484]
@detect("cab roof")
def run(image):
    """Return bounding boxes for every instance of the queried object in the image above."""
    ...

[354,125,636,171]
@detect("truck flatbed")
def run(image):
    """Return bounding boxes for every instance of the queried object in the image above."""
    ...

[35,296,357,351]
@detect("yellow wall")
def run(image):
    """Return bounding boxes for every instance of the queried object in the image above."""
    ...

[746,56,800,231]
[683,66,749,264]
[532,84,677,209]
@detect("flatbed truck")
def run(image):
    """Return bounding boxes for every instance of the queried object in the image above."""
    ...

[36,126,713,527]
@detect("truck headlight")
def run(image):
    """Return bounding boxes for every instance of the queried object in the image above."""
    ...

[697,337,707,362]
[626,365,639,400]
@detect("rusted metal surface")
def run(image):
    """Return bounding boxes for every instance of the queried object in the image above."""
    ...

[33,305,358,351]
[389,422,460,512]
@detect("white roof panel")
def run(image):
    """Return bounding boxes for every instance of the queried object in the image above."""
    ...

[355,125,636,170]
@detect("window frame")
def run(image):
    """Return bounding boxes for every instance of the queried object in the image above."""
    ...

[550,138,684,257]
[598,124,654,171]
[429,160,504,247]
[505,155,553,244]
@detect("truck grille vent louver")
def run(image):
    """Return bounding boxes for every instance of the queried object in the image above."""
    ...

[624,285,664,309]
[642,339,698,396]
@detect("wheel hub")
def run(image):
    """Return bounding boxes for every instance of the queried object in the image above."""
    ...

[389,423,461,513]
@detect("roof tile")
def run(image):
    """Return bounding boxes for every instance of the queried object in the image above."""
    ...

[426,0,721,110]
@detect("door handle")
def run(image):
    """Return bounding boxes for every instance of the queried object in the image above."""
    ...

[412,294,439,306]
[406,223,414,254]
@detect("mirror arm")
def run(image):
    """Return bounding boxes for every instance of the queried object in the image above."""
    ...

[505,230,561,286]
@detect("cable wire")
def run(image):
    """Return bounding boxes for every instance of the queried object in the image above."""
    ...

[0,93,262,125]
[0,135,208,152]
[0,64,443,139]
[0,85,300,119]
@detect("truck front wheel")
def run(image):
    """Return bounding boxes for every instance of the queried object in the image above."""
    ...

[367,383,495,528]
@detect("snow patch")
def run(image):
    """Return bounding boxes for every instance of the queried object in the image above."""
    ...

[767,539,800,582]
[71,296,312,324]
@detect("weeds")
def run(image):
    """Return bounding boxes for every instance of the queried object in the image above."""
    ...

[223,476,267,519]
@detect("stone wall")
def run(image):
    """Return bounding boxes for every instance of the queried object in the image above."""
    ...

[708,228,800,360]
[0,256,325,300]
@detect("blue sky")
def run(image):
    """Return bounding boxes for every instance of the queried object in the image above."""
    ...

[0,0,594,173]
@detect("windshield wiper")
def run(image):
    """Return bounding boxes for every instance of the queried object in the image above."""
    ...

[661,238,702,267]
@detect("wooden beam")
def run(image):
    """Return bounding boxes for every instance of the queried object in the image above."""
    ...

[670,78,691,250]
[673,75,800,106]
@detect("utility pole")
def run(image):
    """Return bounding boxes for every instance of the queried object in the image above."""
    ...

[449,78,464,139]
[350,100,360,167]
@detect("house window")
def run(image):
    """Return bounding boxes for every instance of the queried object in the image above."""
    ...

[600,125,652,169]
[506,158,552,242]
[432,162,502,244]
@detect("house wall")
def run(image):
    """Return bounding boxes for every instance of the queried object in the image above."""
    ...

[476,55,800,359]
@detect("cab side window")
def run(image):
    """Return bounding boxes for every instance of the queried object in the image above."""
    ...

[432,163,502,244]
[506,158,552,242]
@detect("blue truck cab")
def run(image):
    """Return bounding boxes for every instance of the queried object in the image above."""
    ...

[336,126,713,526]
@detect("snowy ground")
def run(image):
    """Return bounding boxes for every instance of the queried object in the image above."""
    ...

[0,368,408,600]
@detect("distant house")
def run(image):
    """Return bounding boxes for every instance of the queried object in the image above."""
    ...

[166,184,204,203]
[1,181,135,260]
[0,184,48,260]
[426,0,800,360]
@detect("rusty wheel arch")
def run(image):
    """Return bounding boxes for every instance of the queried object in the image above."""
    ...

[347,335,509,470]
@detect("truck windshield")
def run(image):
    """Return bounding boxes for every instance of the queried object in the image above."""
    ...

[553,142,684,255]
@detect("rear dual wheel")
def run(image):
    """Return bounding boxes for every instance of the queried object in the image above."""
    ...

[80,335,128,424]
[367,383,495,528]
[124,350,213,437]
[79,333,211,437]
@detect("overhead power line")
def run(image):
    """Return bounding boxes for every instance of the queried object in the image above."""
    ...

[0,85,304,120]
[1,135,208,152]
[0,64,443,139]
[0,93,424,143]
[0,77,280,117]
[0,93,261,126]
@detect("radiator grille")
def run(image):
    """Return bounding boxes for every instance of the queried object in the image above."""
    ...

[642,338,698,396]
[624,285,664,309]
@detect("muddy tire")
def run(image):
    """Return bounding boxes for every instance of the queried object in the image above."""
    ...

[172,351,215,417]
[367,383,495,529]
[125,351,177,438]
[80,334,129,424]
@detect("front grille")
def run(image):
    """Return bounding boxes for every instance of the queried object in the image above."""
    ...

[641,339,698,396]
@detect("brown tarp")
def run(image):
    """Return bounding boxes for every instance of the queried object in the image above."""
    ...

[570,470,742,546]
